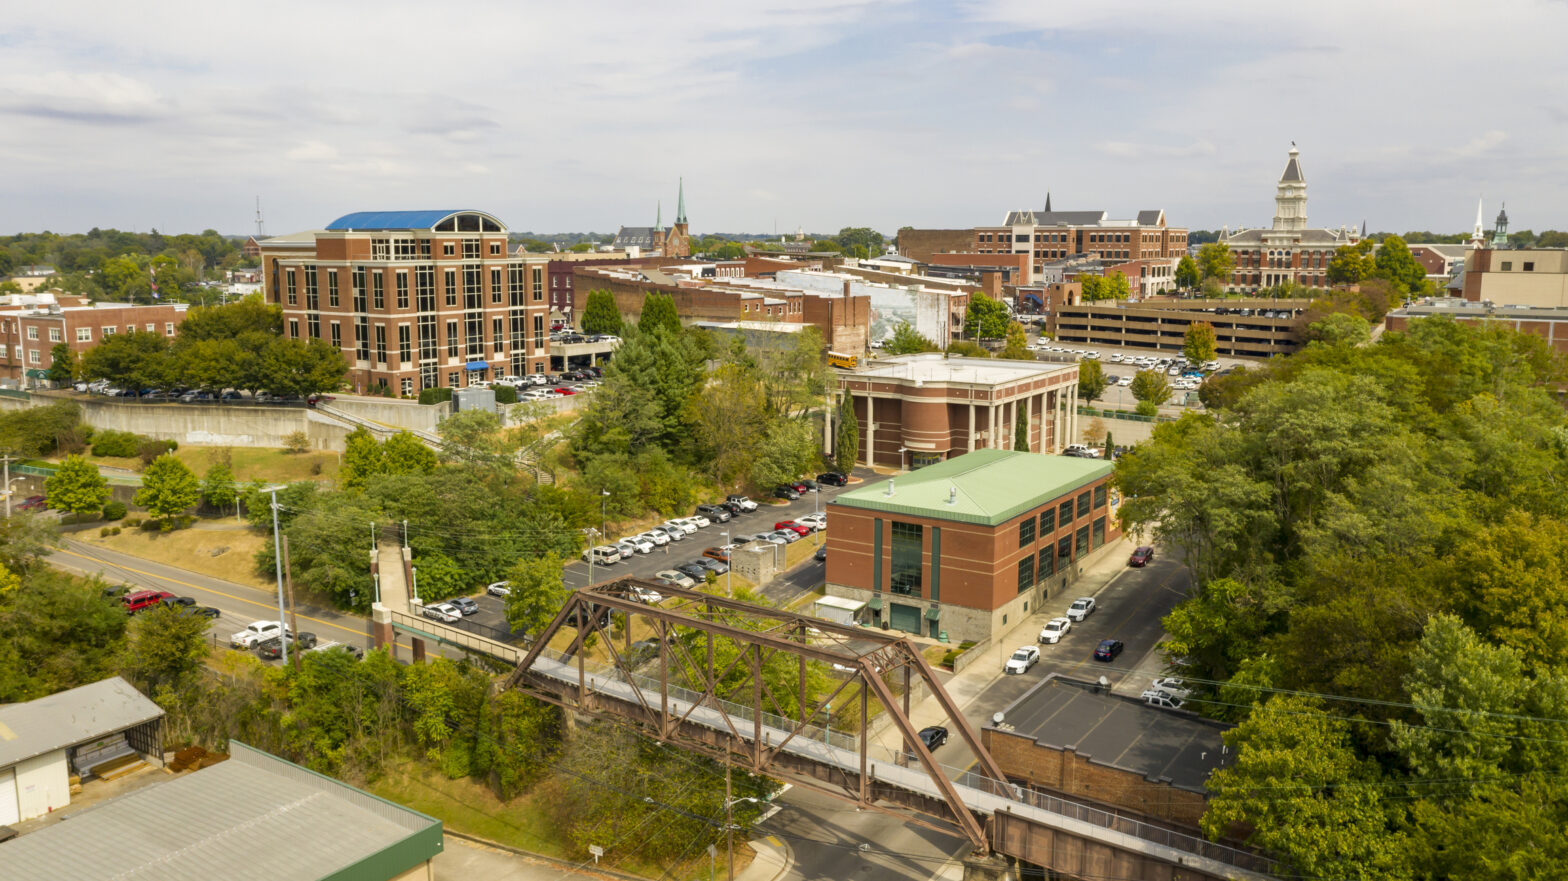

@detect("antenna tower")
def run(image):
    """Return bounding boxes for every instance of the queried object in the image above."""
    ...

[254,197,267,238]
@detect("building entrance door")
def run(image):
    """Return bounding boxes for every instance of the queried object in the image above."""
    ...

[889,602,921,634]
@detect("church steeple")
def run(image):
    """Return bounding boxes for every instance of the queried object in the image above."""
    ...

[676,178,687,226]
[1492,203,1510,248]
[1044,191,1052,213]
[1469,197,1486,248]
[655,200,662,232]
[1272,144,1308,232]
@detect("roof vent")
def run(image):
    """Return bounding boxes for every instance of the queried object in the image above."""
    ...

[885,479,895,497]
[948,486,958,505]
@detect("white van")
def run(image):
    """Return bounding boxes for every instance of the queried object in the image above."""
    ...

[582,545,622,565]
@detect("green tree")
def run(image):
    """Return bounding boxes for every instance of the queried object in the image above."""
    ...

[749,418,819,489]
[834,393,858,474]
[200,461,237,514]
[882,322,939,355]
[437,410,510,469]
[177,295,282,339]
[1371,234,1427,294]
[1174,254,1200,290]
[580,289,623,336]
[1203,695,1411,880]
[1306,312,1371,346]
[134,453,201,522]
[685,362,768,485]
[1103,431,1114,459]
[1129,369,1172,406]
[1078,275,1103,300]
[1326,241,1375,285]
[1195,242,1235,283]
[46,342,75,384]
[1086,271,1131,301]
[1077,357,1108,402]
[78,329,173,390]
[382,431,437,476]
[1182,322,1218,364]
[999,322,1032,360]
[503,553,569,638]
[1013,407,1028,451]
[963,292,1010,339]
[339,426,384,491]
[637,292,681,337]
[121,605,210,694]
[45,454,109,519]
[834,227,885,254]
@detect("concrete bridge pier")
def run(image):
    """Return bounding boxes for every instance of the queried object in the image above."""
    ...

[962,853,1013,881]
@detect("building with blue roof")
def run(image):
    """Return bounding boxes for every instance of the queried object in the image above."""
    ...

[260,210,555,396]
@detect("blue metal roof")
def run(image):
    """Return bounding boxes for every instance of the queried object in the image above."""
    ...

[324,210,493,231]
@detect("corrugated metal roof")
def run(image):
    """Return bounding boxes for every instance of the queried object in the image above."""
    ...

[0,676,163,768]
[0,742,442,880]
[829,449,1112,526]
[324,210,493,231]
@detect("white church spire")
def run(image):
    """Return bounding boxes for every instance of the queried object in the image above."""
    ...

[1469,197,1486,248]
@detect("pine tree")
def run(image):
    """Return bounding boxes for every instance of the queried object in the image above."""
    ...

[1014,407,1029,451]
[834,394,859,473]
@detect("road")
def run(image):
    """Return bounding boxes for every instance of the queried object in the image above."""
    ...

[761,786,965,881]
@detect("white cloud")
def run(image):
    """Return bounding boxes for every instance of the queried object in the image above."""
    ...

[284,141,339,163]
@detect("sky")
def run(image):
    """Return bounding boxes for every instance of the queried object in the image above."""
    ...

[3,0,1566,239]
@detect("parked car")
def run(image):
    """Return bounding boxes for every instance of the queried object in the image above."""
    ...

[1150,677,1191,699]
[730,534,757,546]
[663,519,697,536]
[257,632,318,659]
[422,602,462,623]
[814,545,826,562]
[654,525,686,542]
[655,569,697,589]
[230,620,286,649]
[675,562,711,581]
[772,486,800,501]
[686,513,712,529]
[789,480,811,494]
[1129,546,1155,567]
[1066,597,1097,621]
[621,536,655,554]
[582,545,621,565]
[797,513,827,531]
[17,495,47,511]
[757,532,789,545]
[695,557,730,575]
[449,597,480,616]
[798,478,819,492]
[1142,690,1185,710]
[486,580,512,597]
[639,530,671,547]
[816,472,849,487]
[122,590,176,614]
[726,494,759,512]
[770,529,802,544]
[615,539,641,558]
[629,586,664,605]
[1038,617,1072,644]
[695,504,732,523]
[1004,646,1040,675]
[702,546,731,563]
[917,725,949,751]
[774,520,811,536]
[1093,639,1125,662]
[718,499,746,516]
[160,595,196,609]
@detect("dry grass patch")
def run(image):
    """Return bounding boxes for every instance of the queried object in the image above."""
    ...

[80,519,275,591]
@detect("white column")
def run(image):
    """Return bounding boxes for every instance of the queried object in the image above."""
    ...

[968,403,976,452]
[1025,394,1034,452]
[864,394,875,466]
[1069,382,1079,445]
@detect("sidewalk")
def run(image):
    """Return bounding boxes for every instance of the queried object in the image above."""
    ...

[873,532,1142,752]
[734,834,791,881]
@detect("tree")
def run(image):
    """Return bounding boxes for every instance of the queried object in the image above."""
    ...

[1078,275,1103,301]
[999,322,1032,360]
[1174,255,1200,290]
[1103,431,1114,460]
[637,292,681,337]
[882,322,938,355]
[580,289,623,336]
[46,343,75,384]
[200,461,237,514]
[1077,358,1107,403]
[1013,407,1028,451]
[134,454,200,523]
[78,329,173,391]
[1306,312,1371,346]
[382,431,437,476]
[1326,241,1375,285]
[1129,369,1172,406]
[1372,234,1428,294]
[283,430,310,454]
[834,394,858,474]
[749,418,819,489]
[503,553,569,638]
[1195,242,1235,283]
[339,427,384,491]
[1182,322,1218,364]
[963,292,1010,339]
[121,606,210,694]
[177,296,282,339]
[45,454,109,519]
[438,410,510,469]
[1101,272,1132,301]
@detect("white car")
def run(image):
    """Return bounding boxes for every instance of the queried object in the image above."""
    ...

[422,602,462,623]
[726,495,758,512]
[621,536,654,554]
[664,519,698,536]
[1150,677,1191,699]
[486,581,511,597]
[1066,597,1096,621]
[640,530,670,547]
[630,586,664,605]
[1118,376,1132,386]
[1004,646,1040,675]
[1142,690,1186,710]
[686,514,712,529]
[1038,617,1072,644]
[655,525,686,542]
[230,620,284,649]
[797,513,827,531]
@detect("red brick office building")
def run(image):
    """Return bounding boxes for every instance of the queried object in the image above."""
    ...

[260,210,552,396]
[0,298,188,387]
[824,450,1120,643]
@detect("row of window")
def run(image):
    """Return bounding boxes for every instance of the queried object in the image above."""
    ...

[281,263,544,309]
[1020,484,1108,548]
[1018,517,1106,592]
[287,313,549,364]
[2,322,176,343]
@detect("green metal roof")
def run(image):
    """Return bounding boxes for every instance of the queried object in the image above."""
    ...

[830,450,1112,526]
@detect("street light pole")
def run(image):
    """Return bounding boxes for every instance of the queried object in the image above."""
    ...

[721,531,730,595]
[600,490,611,542]
[584,527,598,585]
[269,486,288,667]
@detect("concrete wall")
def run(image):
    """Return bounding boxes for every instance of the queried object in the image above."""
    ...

[15,749,70,821]
[325,395,449,431]
[67,397,356,452]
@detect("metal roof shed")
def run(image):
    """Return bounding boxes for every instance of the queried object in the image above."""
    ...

[0,742,443,881]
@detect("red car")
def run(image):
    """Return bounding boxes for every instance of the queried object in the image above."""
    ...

[1129,546,1154,567]
[555,387,577,395]
[774,521,811,536]
[17,495,47,511]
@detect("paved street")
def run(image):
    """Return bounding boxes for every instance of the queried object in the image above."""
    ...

[760,787,964,881]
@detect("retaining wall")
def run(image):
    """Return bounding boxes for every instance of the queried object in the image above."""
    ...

[324,395,449,431]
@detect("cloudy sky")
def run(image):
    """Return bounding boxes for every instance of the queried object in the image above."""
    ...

[3,1,1564,238]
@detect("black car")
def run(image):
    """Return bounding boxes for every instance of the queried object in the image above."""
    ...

[799,478,819,492]
[568,605,611,628]
[718,500,746,516]
[695,557,730,576]
[449,596,480,616]
[816,472,849,487]
[695,504,732,523]
[675,562,711,581]
[773,485,801,500]
[918,726,948,750]
[814,545,826,563]
[178,605,222,620]
[584,366,604,378]
[731,533,757,545]
[161,596,197,608]
[1093,639,1125,662]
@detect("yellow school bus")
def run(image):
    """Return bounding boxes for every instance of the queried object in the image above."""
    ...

[827,351,858,370]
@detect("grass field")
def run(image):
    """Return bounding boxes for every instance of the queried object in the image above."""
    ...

[369,762,745,881]
[78,519,275,591]
[50,445,340,484]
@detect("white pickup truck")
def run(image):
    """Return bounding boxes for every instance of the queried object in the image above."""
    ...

[229,620,285,649]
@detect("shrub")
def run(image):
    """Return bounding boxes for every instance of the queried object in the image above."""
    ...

[494,385,518,404]
[91,429,144,458]
[137,439,177,466]
[102,500,127,520]
[124,517,142,528]
[99,526,113,537]
[418,387,454,405]
[1135,400,1159,418]
[283,430,310,454]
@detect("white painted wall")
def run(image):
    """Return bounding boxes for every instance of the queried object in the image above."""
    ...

[15,749,70,820]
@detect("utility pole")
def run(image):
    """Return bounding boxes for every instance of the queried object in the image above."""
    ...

[284,535,301,673]
[2,453,13,518]
[725,762,734,881]
[270,487,289,667]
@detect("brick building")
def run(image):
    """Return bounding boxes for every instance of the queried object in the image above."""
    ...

[1219,146,1361,290]
[1048,298,1308,357]
[975,198,1188,284]
[0,298,188,387]
[824,450,1120,642]
[895,229,975,264]
[1458,247,1568,307]
[260,210,552,396]
[611,180,691,258]
[983,674,1232,829]
[836,353,1080,470]
[1385,298,1568,356]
